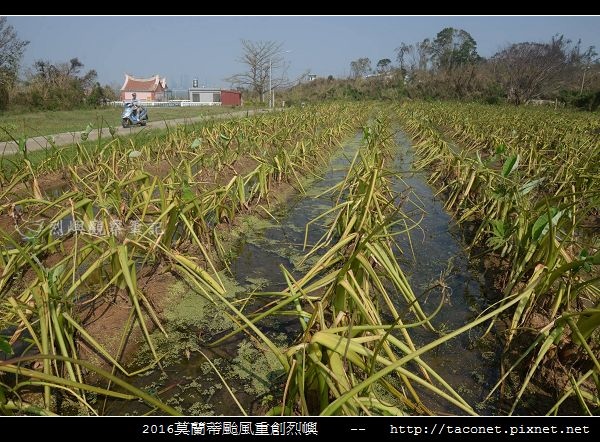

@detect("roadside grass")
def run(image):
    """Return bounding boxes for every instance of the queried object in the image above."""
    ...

[0,105,249,142]
[0,128,165,175]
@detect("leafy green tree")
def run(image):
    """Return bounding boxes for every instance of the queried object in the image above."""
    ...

[21,57,97,110]
[431,27,480,71]
[86,82,107,107]
[376,58,392,74]
[0,17,29,110]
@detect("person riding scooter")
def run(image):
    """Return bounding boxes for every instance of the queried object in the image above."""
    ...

[130,93,140,118]
[121,93,148,128]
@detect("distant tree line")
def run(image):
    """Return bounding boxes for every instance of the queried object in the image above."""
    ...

[11,57,118,110]
[347,28,600,109]
[286,27,600,110]
[0,17,117,112]
[3,18,600,112]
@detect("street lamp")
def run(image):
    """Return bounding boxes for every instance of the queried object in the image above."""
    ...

[269,50,291,108]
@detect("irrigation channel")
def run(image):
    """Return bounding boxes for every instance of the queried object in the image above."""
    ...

[105,128,499,416]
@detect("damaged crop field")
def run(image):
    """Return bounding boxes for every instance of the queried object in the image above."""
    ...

[0,102,598,416]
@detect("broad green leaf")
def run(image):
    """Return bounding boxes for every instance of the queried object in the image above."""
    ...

[18,136,27,155]
[182,180,194,203]
[531,207,563,241]
[502,154,519,177]
[491,219,506,237]
[0,336,12,355]
[48,263,65,285]
[519,178,544,196]
[574,309,600,344]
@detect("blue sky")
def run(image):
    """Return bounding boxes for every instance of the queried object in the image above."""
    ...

[7,16,600,90]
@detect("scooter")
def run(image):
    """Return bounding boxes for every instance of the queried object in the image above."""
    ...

[121,103,148,128]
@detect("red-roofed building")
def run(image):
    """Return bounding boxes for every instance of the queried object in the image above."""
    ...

[120,74,168,102]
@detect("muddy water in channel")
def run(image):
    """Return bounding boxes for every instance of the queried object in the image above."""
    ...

[105,130,500,415]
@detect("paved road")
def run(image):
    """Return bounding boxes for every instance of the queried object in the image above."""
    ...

[0,108,273,155]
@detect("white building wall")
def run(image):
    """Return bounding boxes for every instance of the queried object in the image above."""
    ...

[123,91,153,101]
[189,89,221,104]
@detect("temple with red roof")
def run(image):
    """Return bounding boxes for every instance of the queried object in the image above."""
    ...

[120,74,168,101]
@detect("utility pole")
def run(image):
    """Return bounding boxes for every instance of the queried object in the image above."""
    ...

[580,65,590,94]
[269,57,272,108]
[269,50,291,108]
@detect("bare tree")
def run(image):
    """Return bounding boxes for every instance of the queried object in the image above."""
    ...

[568,39,598,93]
[350,57,372,79]
[415,39,433,71]
[32,57,96,91]
[395,43,411,73]
[493,35,586,105]
[396,39,433,74]
[0,16,29,109]
[225,40,289,102]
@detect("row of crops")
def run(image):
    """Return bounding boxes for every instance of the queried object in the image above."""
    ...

[397,102,599,414]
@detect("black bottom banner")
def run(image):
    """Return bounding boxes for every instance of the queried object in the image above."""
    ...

[5,416,596,441]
